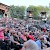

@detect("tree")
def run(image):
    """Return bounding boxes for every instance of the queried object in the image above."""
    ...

[37,6,50,12]
[27,5,39,19]
[9,5,50,20]
[18,6,26,19]
[9,5,26,19]
[9,5,16,18]
[48,15,50,19]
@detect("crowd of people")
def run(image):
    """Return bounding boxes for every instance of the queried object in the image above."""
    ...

[0,17,50,50]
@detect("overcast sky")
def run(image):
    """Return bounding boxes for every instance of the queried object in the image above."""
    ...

[0,0,50,7]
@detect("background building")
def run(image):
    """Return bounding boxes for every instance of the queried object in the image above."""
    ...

[0,3,10,18]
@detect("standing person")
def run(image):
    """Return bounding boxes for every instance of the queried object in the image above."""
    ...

[4,27,10,41]
[0,27,7,50]
[23,31,35,41]
[21,31,27,42]
[36,34,48,50]
[46,32,50,42]
[0,27,5,41]
[17,32,25,44]
[36,36,43,50]
[43,27,47,33]
[4,27,11,50]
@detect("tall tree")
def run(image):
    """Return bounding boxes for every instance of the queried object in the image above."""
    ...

[9,5,50,19]
[9,5,26,19]
[27,5,39,19]
[37,6,50,12]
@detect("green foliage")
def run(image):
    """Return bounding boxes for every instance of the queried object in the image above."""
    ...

[9,5,50,20]
[27,5,39,19]
[37,6,50,12]
[9,5,26,19]
[48,15,50,19]
[27,5,50,19]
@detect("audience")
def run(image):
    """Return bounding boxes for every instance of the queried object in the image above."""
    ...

[0,18,50,50]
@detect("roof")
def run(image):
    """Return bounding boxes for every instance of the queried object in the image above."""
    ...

[0,3,10,8]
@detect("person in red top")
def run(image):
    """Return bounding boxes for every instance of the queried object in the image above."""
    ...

[0,27,7,50]
[25,32,35,41]
[0,27,5,41]
[44,27,47,32]
[21,32,27,42]
[28,35,35,40]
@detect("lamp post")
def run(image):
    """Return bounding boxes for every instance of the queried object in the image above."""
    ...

[27,10,33,23]
[25,10,33,32]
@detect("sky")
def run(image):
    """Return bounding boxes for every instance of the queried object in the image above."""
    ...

[0,0,50,7]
